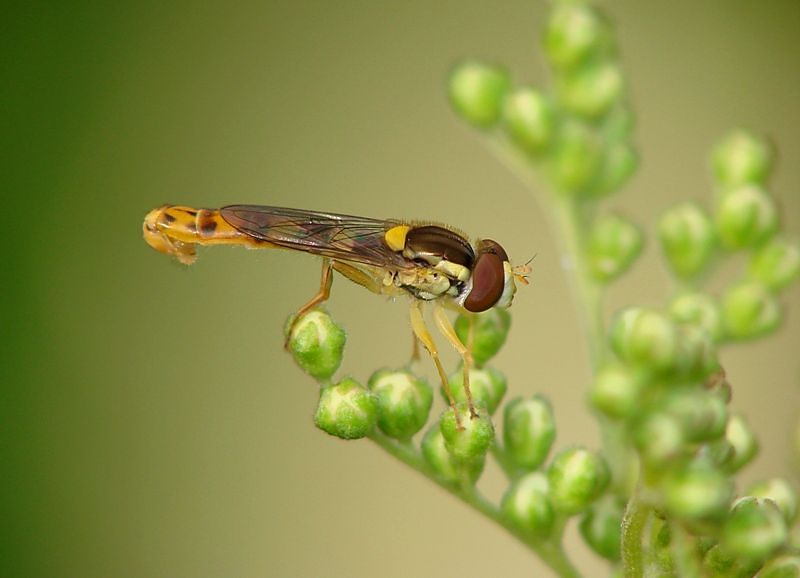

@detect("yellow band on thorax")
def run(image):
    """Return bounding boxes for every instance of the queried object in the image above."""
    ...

[385,225,411,252]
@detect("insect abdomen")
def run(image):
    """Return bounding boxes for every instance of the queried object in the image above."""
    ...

[143,205,267,264]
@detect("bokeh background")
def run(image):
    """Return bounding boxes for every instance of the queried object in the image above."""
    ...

[4,1,799,577]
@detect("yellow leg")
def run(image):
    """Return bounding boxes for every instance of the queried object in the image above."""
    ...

[409,300,463,430]
[285,258,334,349]
[433,304,478,420]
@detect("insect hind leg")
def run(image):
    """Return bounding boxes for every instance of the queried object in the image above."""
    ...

[285,258,334,349]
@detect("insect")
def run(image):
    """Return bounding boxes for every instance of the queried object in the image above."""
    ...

[143,204,529,428]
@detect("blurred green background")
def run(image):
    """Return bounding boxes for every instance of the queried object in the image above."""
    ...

[4,1,799,576]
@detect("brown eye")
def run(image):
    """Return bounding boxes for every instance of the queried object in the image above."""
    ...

[464,252,505,312]
[477,239,508,262]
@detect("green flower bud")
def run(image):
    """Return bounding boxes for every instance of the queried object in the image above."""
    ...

[721,281,781,340]
[712,129,773,188]
[501,472,555,538]
[589,363,645,420]
[286,309,346,381]
[544,3,610,71]
[747,478,798,524]
[749,237,800,291]
[704,544,736,576]
[503,395,556,470]
[587,142,638,198]
[421,424,483,485]
[314,378,377,440]
[673,323,719,378]
[440,405,494,462]
[502,87,556,153]
[445,366,507,415]
[547,447,610,515]
[633,413,687,469]
[579,495,623,561]
[715,185,778,249]
[586,213,644,282]
[663,387,728,443]
[759,555,800,578]
[722,497,788,563]
[454,309,511,367]
[549,119,602,194]
[702,437,735,468]
[662,461,733,524]
[368,369,432,440]
[609,307,679,371]
[658,202,717,279]
[557,61,624,119]
[724,413,759,473]
[669,292,724,343]
[448,61,510,128]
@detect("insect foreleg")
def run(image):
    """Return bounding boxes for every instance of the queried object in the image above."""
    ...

[409,301,463,430]
[433,304,478,420]
[285,258,334,349]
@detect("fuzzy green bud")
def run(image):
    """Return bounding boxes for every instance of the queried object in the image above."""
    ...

[590,363,645,420]
[547,447,610,515]
[722,497,788,563]
[502,87,556,153]
[749,238,800,291]
[658,202,716,279]
[633,413,686,469]
[549,119,602,194]
[445,366,507,415]
[286,309,346,381]
[669,292,724,343]
[448,61,510,128]
[579,496,623,561]
[588,142,638,198]
[440,405,494,462]
[663,387,728,443]
[724,413,759,473]
[421,424,483,485]
[544,3,610,71]
[503,395,556,470]
[609,307,679,371]
[557,61,624,119]
[368,369,432,440]
[501,472,555,538]
[663,461,733,524]
[587,213,643,282]
[314,378,377,440]
[759,556,800,578]
[712,129,773,188]
[454,309,511,367]
[673,323,718,378]
[747,478,798,524]
[721,281,781,340]
[715,185,778,249]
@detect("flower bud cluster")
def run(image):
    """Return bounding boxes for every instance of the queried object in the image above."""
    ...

[656,130,798,342]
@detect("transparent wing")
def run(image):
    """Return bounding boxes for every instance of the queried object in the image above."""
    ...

[220,205,412,268]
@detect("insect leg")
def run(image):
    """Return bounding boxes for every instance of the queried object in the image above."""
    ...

[433,304,478,420]
[409,300,463,430]
[330,260,383,294]
[285,258,334,349]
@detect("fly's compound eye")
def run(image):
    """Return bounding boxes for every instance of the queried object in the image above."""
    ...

[463,251,505,312]
[477,239,508,262]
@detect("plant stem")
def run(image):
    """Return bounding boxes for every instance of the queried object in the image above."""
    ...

[485,136,606,369]
[620,486,651,578]
[368,431,583,578]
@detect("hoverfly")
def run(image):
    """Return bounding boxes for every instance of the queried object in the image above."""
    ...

[143,204,529,428]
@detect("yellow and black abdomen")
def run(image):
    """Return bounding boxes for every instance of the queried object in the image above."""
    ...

[143,205,271,264]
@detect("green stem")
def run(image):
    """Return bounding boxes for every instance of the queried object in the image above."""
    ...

[485,136,606,369]
[621,487,651,578]
[368,431,583,578]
